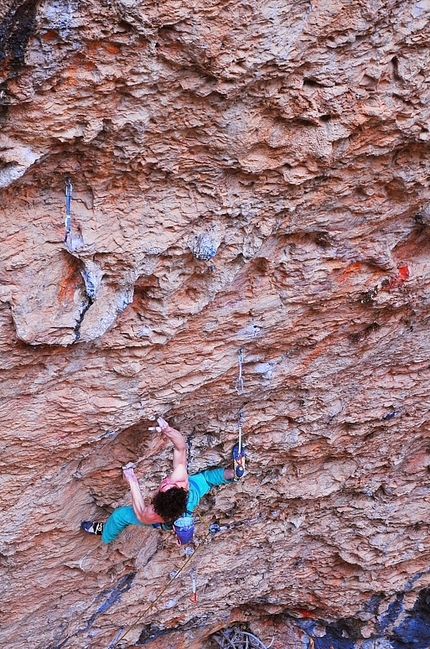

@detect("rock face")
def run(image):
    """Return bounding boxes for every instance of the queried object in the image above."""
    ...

[1,0,430,648]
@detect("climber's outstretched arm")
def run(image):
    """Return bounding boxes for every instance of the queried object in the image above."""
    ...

[150,417,187,470]
[123,467,161,524]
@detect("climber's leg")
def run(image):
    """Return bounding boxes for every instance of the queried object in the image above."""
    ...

[199,467,235,488]
[101,505,146,543]
[186,468,235,512]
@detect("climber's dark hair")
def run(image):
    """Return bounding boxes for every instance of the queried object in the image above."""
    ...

[152,487,188,522]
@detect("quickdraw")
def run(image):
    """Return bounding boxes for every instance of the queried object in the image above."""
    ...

[233,348,246,477]
[209,513,262,536]
[64,177,73,243]
[234,348,245,395]
[189,568,197,603]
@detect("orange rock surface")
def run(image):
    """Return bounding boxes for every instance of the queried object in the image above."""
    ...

[1,1,430,648]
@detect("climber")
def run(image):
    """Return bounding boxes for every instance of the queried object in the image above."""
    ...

[80,417,245,544]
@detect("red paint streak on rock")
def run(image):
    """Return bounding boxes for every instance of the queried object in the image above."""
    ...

[337,262,363,283]
[386,264,410,290]
[296,609,314,618]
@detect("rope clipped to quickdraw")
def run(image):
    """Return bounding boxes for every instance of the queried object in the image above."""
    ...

[233,348,246,478]
[232,410,246,478]
[238,411,244,455]
[64,177,73,243]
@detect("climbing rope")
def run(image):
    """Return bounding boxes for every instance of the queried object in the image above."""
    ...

[64,177,73,243]
[233,348,246,476]
[108,509,262,647]
[108,526,212,649]
[237,411,244,455]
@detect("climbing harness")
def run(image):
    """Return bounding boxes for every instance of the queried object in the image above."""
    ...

[234,348,245,395]
[64,177,73,243]
[189,568,197,603]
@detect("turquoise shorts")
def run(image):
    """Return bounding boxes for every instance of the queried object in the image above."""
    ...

[101,467,232,543]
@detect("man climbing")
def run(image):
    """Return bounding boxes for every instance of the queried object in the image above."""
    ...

[81,417,245,544]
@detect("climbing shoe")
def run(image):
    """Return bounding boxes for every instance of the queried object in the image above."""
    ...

[232,443,245,479]
[81,521,104,536]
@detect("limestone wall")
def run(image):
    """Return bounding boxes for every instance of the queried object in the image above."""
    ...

[1,1,430,647]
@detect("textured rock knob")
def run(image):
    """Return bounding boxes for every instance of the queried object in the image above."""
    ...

[190,231,219,260]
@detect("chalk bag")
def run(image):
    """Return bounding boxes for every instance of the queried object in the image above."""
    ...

[173,514,194,545]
